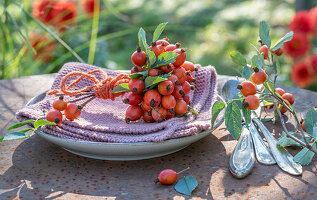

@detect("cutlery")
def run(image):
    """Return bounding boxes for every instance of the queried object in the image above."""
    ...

[222,80,276,178]
[222,80,255,178]
[252,117,302,175]
[249,108,276,165]
[229,123,255,178]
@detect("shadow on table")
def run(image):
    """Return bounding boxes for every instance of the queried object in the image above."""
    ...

[0,132,225,199]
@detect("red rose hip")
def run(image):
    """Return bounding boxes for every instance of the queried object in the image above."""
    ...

[144,89,161,107]
[131,46,147,67]
[65,103,81,121]
[158,80,174,95]
[173,66,186,84]
[237,81,257,97]
[165,42,180,52]
[172,48,186,67]
[259,45,269,59]
[129,78,145,94]
[251,68,267,85]
[152,107,168,122]
[243,95,260,110]
[157,169,178,185]
[123,92,143,105]
[125,105,143,122]
[142,110,154,122]
[53,96,67,111]
[181,61,195,72]
[46,109,63,124]
[162,95,176,110]
[282,93,295,105]
[175,99,188,115]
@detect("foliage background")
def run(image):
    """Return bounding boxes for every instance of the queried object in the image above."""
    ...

[0,0,316,91]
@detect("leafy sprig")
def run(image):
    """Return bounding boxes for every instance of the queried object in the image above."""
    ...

[0,119,56,142]
[212,21,317,166]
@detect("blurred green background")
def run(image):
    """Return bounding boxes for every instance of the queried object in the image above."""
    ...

[1,0,316,90]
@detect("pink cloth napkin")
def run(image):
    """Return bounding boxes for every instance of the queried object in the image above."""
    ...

[16,62,218,143]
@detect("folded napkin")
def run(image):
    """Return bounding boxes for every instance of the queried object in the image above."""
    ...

[16,62,218,143]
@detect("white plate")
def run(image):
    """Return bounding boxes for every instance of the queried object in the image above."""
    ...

[27,92,225,160]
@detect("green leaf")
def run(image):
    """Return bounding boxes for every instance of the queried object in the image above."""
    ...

[111,83,130,93]
[304,108,317,136]
[225,102,242,140]
[19,128,33,133]
[211,101,225,128]
[293,143,316,165]
[230,51,247,66]
[242,106,251,126]
[151,52,179,69]
[313,126,317,141]
[259,21,271,48]
[174,176,198,196]
[34,119,56,130]
[188,106,199,116]
[138,28,148,51]
[144,76,167,88]
[137,27,156,66]
[242,65,253,80]
[129,71,148,79]
[160,71,173,79]
[250,43,265,67]
[251,55,262,68]
[272,31,294,51]
[277,133,301,147]
[0,132,28,141]
[152,22,168,42]
[7,120,35,131]
[147,51,157,66]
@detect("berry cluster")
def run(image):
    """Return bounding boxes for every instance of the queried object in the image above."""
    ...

[237,45,295,114]
[46,96,82,124]
[125,38,197,123]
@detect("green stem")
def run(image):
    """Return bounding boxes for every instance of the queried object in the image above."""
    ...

[226,98,244,104]
[88,0,100,65]
[273,103,316,154]
[0,22,6,79]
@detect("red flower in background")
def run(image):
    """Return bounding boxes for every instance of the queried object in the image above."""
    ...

[80,0,101,16]
[283,32,310,59]
[289,11,313,34]
[29,33,56,63]
[309,7,317,35]
[32,0,77,31]
[51,1,77,31]
[291,61,314,88]
[308,55,317,75]
[32,0,55,24]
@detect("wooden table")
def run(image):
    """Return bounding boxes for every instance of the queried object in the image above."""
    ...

[0,74,316,200]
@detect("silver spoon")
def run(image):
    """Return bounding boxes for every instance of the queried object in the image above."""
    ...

[252,117,302,175]
[222,80,255,178]
[222,80,275,178]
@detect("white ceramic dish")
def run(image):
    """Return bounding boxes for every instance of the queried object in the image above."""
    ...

[27,92,225,160]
